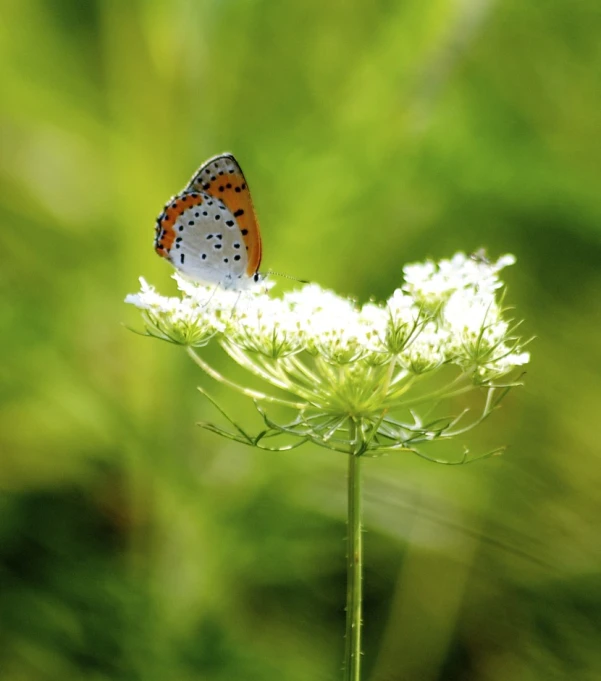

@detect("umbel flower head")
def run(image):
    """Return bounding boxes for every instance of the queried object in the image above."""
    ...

[126,252,529,463]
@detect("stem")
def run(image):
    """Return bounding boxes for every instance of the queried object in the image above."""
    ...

[186,346,306,409]
[344,420,364,681]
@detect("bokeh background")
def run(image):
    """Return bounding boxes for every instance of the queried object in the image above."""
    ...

[2,1,601,679]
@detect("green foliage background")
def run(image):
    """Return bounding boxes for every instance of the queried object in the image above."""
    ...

[2,1,601,679]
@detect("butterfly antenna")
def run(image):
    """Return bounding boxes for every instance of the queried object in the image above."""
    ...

[265,270,310,285]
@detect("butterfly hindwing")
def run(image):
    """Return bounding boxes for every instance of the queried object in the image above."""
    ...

[154,189,249,287]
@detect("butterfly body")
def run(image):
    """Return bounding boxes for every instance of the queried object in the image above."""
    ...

[154,153,262,289]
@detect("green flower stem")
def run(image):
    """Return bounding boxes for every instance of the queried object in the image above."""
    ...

[344,420,364,681]
[186,347,306,409]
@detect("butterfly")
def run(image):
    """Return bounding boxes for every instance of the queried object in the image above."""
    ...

[154,153,262,289]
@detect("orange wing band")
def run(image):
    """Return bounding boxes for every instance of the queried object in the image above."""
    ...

[154,193,204,257]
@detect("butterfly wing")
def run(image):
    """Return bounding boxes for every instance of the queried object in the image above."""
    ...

[154,190,251,287]
[185,153,262,277]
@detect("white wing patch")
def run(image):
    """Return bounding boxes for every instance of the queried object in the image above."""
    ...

[166,192,250,288]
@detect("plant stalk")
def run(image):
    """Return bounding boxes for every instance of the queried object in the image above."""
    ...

[344,421,363,681]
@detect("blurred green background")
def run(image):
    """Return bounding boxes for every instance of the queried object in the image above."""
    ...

[2,1,601,679]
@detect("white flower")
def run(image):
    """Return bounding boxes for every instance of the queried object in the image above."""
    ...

[125,277,221,346]
[443,288,505,336]
[228,295,305,358]
[356,302,389,363]
[126,252,529,461]
[439,285,529,377]
[282,284,355,319]
[400,322,448,373]
[126,252,529,378]
[403,252,515,303]
[382,289,424,354]
[282,285,369,364]
[125,277,179,311]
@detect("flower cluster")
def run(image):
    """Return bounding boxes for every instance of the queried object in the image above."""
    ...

[126,252,529,461]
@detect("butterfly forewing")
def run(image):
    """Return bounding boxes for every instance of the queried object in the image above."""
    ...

[186,153,262,277]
